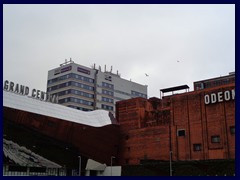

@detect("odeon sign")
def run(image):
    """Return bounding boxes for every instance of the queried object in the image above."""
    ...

[3,80,58,104]
[204,89,235,105]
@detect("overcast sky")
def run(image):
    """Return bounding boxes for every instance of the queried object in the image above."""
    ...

[3,4,235,98]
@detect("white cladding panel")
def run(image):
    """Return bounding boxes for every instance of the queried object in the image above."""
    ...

[3,91,112,127]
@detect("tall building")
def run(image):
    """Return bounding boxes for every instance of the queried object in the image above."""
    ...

[194,72,235,90]
[46,59,147,115]
[116,72,235,165]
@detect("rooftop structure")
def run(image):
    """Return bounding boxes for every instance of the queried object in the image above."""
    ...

[194,72,235,90]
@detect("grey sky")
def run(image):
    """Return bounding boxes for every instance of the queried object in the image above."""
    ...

[3,4,235,98]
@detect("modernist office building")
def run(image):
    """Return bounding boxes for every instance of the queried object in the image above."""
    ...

[47,59,147,114]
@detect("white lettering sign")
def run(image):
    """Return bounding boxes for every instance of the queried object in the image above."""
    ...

[3,80,58,104]
[204,89,235,105]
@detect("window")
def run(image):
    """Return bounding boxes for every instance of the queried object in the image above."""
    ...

[193,144,202,151]
[102,82,114,89]
[131,90,147,98]
[101,104,113,111]
[230,126,235,135]
[61,97,93,106]
[177,130,186,137]
[102,89,113,96]
[211,135,220,143]
[102,97,113,103]
[68,105,92,112]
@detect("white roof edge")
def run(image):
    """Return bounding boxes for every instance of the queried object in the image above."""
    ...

[3,90,114,127]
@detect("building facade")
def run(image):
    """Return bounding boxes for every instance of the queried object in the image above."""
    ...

[116,74,235,165]
[46,59,147,115]
[3,89,120,166]
[3,72,235,175]
[194,72,235,90]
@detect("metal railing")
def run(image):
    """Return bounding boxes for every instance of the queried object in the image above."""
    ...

[3,165,67,176]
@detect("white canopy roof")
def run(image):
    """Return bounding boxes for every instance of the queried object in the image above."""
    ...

[85,159,107,171]
[3,90,113,127]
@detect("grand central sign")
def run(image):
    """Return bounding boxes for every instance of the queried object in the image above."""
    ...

[3,80,58,104]
[204,89,235,105]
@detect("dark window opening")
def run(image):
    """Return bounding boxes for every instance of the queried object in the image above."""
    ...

[211,135,220,143]
[193,144,202,151]
[177,130,186,137]
[230,126,235,135]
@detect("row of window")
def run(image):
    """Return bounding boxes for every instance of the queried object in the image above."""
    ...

[102,89,114,96]
[131,90,147,98]
[101,104,114,111]
[125,139,232,153]
[48,76,148,100]
[51,89,117,103]
[48,73,94,85]
[47,81,94,92]
[59,97,94,106]
[102,97,114,103]
[68,105,92,112]
[115,89,130,96]
[177,126,235,138]
[196,77,235,89]
[177,127,235,150]
[102,82,114,89]
[52,89,94,99]
[125,144,202,152]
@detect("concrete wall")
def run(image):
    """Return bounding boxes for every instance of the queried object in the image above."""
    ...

[85,166,121,176]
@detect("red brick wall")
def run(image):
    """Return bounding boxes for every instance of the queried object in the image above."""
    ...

[117,84,235,165]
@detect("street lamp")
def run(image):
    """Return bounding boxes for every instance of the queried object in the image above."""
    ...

[78,156,81,176]
[169,151,172,176]
[110,156,115,176]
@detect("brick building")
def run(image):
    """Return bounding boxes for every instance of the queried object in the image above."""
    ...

[116,75,235,165]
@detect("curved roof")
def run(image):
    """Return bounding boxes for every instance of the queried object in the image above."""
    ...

[3,90,114,127]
